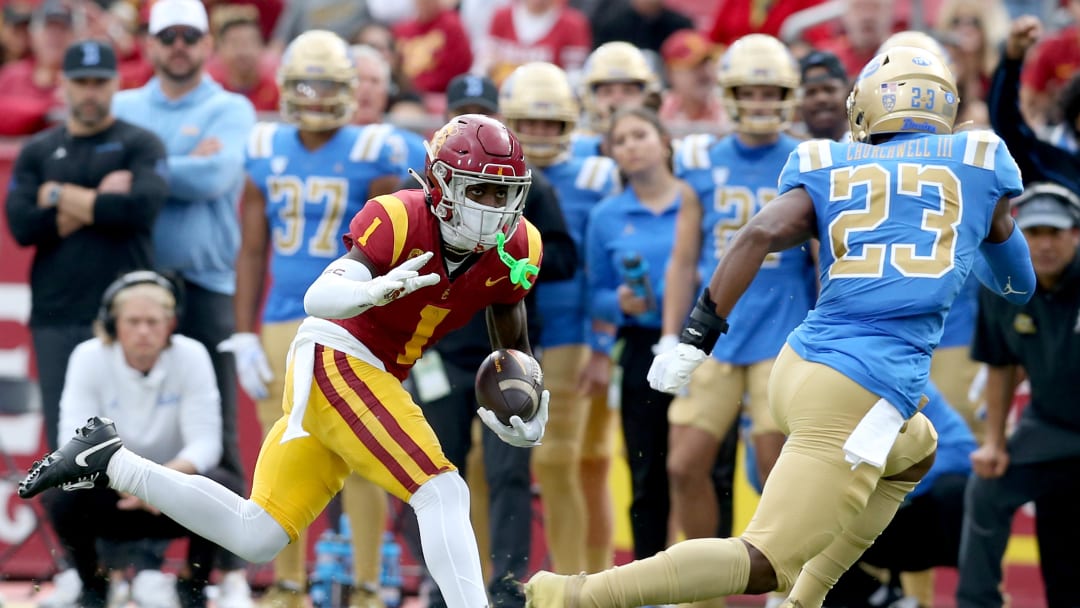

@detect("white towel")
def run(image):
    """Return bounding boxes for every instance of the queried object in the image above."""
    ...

[842,398,905,470]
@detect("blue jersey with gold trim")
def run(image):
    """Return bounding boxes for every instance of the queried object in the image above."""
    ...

[677,132,816,365]
[780,131,1023,417]
[245,122,408,323]
[535,155,619,347]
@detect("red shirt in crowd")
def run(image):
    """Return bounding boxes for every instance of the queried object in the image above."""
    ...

[815,35,879,80]
[485,5,591,85]
[393,9,473,94]
[0,59,62,135]
[707,0,831,46]
[207,58,280,112]
[1021,25,1080,96]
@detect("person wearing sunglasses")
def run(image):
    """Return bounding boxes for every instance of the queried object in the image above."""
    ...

[111,0,257,604]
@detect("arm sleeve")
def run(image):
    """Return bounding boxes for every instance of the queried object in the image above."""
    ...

[5,143,60,247]
[166,98,257,202]
[585,204,621,325]
[523,169,577,283]
[971,287,1021,366]
[974,222,1035,305]
[174,341,224,473]
[92,131,169,228]
[57,343,104,448]
[341,196,403,272]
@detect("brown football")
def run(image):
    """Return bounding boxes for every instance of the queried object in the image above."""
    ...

[475,349,543,425]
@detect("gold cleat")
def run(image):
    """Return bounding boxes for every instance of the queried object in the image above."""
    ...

[524,571,586,608]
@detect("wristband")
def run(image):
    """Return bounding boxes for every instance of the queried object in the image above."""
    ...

[680,289,729,353]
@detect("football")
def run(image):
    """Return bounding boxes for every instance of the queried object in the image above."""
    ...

[475,349,544,425]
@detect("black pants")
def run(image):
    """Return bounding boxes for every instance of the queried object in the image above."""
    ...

[827,473,968,606]
[31,323,95,451]
[44,466,244,602]
[958,457,1080,608]
[408,353,533,608]
[615,327,738,558]
[173,280,242,478]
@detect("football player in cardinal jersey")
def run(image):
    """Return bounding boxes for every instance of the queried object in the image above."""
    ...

[217,30,407,608]
[524,44,1033,608]
[22,114,548,608]
[500,61,619,575]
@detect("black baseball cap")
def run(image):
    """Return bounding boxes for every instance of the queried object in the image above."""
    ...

[63,40,118,79]
[1014,183,1080,230]
[446,74,499,115]
[800,50,847,84]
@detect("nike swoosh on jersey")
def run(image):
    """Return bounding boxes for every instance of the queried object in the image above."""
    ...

[74,437,122,466]
[485,276,508,287]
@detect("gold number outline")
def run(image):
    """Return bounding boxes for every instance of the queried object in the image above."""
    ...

[712,185,781,266]
[828,162,963,279]
[267,176,350,257]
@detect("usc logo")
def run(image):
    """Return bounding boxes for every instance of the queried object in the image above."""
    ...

[430,122,463,156]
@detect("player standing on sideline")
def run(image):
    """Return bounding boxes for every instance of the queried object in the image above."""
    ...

[524,45,1035,608]
[218,30,407,608]
[572,42,659,158]
[501,61,619,574]
[660,34,815,559]
[21,114,549,608]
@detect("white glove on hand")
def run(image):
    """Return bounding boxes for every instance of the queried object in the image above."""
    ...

[218,332,273,400]
[358,251,440,307]
[647,343,707,394]
[651,334,680,356]
[477,389,549,448]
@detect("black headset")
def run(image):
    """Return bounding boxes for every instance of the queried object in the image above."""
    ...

[97,270,183,339]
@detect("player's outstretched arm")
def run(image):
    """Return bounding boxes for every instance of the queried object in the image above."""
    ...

[485,301,532,355]
[303,247,440,319]
[479,301,547,447]
[974,197,1036,305]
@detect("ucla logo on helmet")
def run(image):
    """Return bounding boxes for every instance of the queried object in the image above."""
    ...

[944,91,956,105]
[859,58,882,81]
[912,56,932,66]
[901,117,937,132]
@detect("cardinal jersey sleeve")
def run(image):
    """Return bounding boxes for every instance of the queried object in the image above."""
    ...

[343,194,417,273]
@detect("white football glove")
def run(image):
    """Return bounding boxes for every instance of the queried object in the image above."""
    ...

[647,343,707,394]
[359,251,440,307]
[477,389,549,448]
[217,332,273,400]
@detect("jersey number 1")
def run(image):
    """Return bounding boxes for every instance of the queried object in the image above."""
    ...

[828,163,961,279]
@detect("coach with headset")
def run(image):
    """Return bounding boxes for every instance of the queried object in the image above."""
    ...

[44,271,245,608]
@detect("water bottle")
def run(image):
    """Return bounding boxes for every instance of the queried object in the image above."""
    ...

[620,253,659,324]
[310,529,346,608]
[379,531,403,608]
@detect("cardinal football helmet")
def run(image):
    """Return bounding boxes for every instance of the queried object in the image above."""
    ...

[717,34,800,135]
[847,45,960,143]
[424,114,531,253]
[500,62,579,167]
[580,42,659,133]
[278,30,358,131]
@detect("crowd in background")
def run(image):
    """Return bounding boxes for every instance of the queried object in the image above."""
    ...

[5,0,1080,607]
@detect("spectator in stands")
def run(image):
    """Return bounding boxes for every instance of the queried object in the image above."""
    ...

[473,0,592,85]
[797,50,849,141]
[816,0,897,79]
[0,1,78,135]
[707,0,830,47]
[206,0,284,42]
[0,3,32,67]
[591,0,694,53]
[958,183,1080,608]
[4,40,168,606]
[658,29,725,130]
[1016,0,1080,130]
[392,0,471,94]
[208,5,279,112]
[353,22,423,116]
[46,272,247,608]
[936,0,1009,127]
[988,16,1080,193]
[269,0,369,55]
[111,0,256,532]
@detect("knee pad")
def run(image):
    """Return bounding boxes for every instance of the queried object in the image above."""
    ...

[411,471,470,515]
[239,500,292,563]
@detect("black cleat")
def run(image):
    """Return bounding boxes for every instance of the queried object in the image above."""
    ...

[18,416,122,499]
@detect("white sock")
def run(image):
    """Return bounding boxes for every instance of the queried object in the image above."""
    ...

[106,447,289,562]
[410,472,487,608]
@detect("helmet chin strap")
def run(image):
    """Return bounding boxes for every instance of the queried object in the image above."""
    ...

[495,232,539,289]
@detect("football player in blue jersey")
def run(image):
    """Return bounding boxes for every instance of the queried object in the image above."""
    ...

[572,42,659,159]
[525,45,1035,608]
[660,34,816,555]
[500,61,620,574]
[217,30,407,608]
